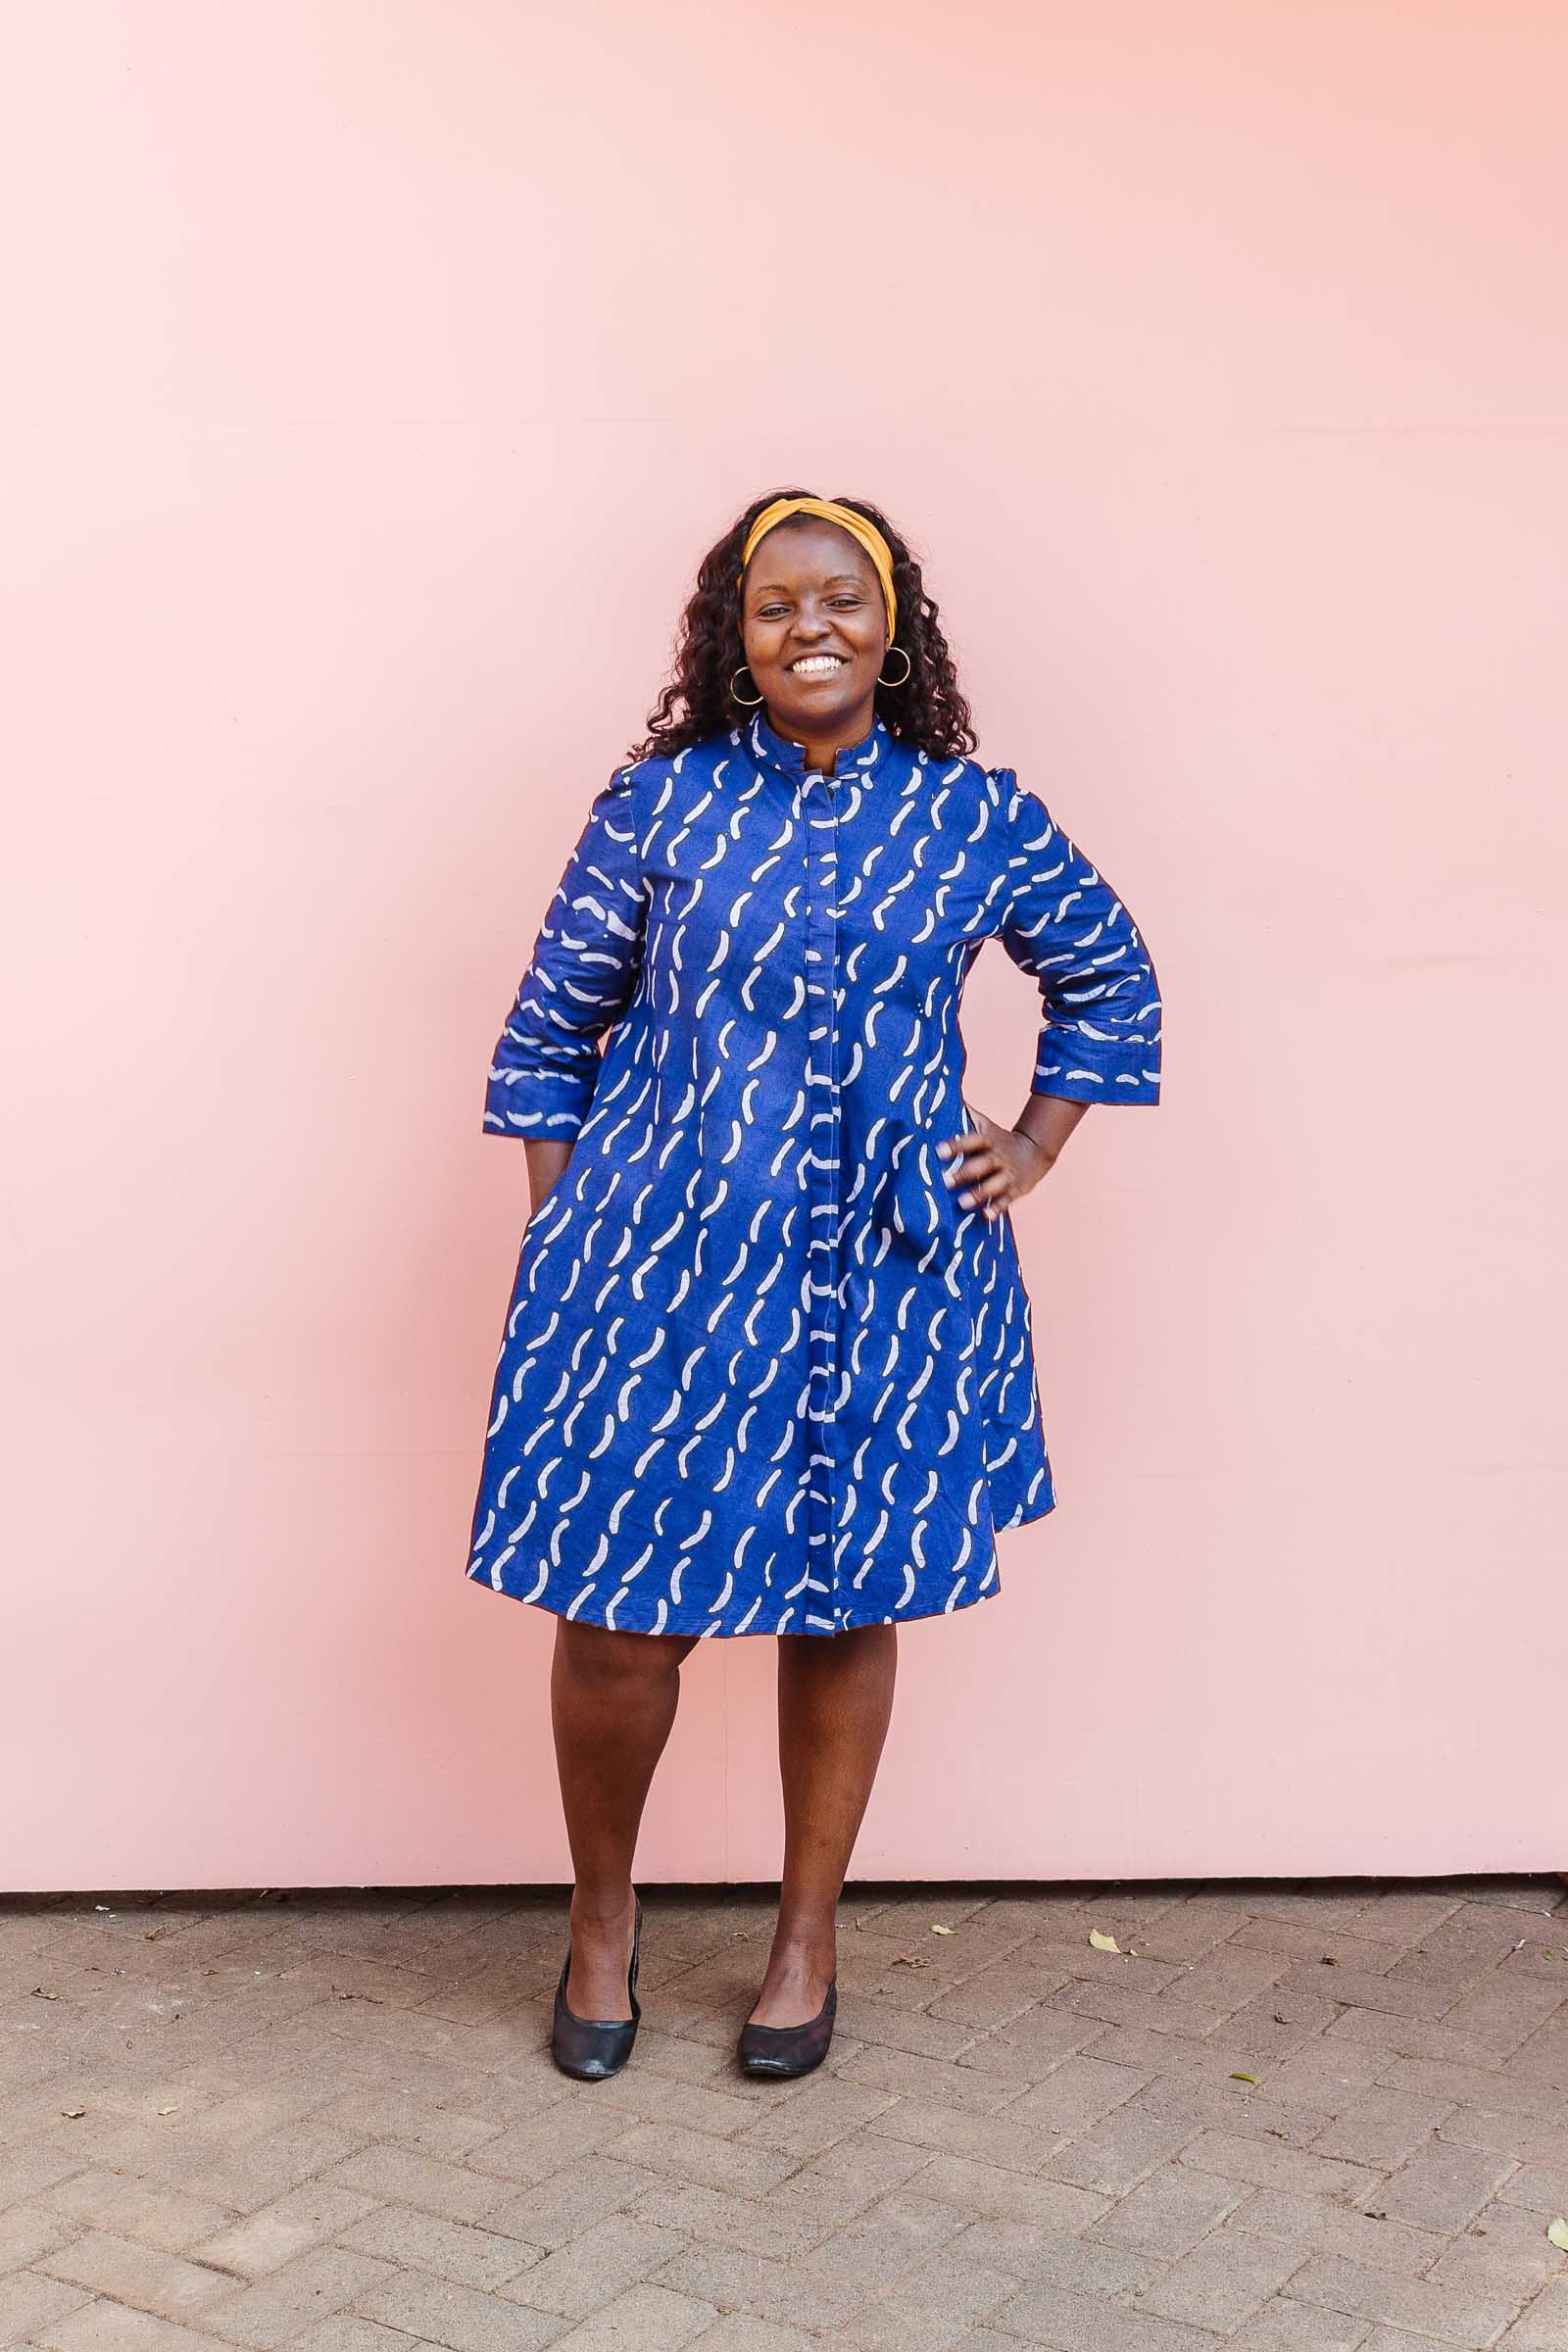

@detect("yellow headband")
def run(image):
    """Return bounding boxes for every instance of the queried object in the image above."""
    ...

[739,495,898,647]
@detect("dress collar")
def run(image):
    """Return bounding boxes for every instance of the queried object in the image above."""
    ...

[741,706,895,787]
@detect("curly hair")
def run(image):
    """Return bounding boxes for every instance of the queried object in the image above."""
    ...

[628,488,977,764]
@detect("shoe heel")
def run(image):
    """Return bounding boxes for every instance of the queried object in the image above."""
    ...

[551,1891,642,2082]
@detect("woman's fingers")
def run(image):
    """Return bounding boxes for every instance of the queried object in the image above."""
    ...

[937,1128,989,1174]
[938,1135,989,1198]
[937,1125,1032,1214]
[938,1139,1009,1211]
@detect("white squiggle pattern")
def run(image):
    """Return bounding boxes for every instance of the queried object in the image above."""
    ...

[466,710,1161,1637]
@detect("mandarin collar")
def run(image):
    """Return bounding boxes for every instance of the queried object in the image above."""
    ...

[743,707,894,787]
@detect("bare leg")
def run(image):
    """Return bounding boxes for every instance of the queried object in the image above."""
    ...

[748,1621,899,2027]
[551,1616,699,2019]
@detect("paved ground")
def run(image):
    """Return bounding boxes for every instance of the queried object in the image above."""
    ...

[3,1877,1568,2351]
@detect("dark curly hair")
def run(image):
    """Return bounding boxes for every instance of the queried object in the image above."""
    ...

[628,487,977,764]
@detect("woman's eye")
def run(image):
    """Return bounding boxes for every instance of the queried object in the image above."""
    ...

[756,597,863,618]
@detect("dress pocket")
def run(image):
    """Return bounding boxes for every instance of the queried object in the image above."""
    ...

[880,1131,966,1265]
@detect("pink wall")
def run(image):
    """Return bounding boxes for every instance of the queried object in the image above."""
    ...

[5,2,1565,1890]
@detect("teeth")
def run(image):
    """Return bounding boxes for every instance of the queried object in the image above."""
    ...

[792,656,844,674]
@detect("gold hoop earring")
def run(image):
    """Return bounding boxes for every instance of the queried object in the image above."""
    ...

[730,663,765,706]
[877,645,912,688]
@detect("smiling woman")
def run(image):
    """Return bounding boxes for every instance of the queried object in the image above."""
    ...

[464,487,1163,2080]
[632,484,975,772]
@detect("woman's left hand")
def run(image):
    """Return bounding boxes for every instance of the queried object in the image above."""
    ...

[937,1109,1055,1218]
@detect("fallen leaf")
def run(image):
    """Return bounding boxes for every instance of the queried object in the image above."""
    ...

[60,2108,85,2119]
[1088,1930,1121,1954]
[1319,1955,1339,1966]
[1547,2216,1568,2253]
[892,1954,928,1969]
[158,2106,179,2117]
[1230,2072,1257,2083]
[930,1924,954,1936]
[30,1987,60,2000]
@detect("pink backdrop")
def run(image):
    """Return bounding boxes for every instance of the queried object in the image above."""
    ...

[5,2,1565,1889]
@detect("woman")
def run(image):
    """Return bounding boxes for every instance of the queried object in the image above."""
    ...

[466,490,1163,2084]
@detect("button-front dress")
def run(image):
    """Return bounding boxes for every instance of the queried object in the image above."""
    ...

[465,709,1161,1638]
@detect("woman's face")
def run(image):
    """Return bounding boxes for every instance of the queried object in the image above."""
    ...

[739,520,888,739]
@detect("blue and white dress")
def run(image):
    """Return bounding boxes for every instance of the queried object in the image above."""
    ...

[466,709,1161,1638]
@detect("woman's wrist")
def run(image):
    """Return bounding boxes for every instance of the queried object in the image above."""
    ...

[1011,1127,1059,1171]
[1011,1091,1089,1170]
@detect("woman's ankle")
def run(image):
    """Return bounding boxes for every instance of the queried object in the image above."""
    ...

[569,1884,636,1936]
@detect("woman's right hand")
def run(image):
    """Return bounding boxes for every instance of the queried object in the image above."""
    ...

[523,1137,575,1218]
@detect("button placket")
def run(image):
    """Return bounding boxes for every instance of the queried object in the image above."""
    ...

[801,773,844,1633]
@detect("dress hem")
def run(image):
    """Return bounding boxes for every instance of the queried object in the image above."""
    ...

[994,1491,1058,1534]
[464,1491,1056,1639]
[466,1562,1009,1639]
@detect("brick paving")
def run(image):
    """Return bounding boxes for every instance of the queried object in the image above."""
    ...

[3,1878,1567,2350]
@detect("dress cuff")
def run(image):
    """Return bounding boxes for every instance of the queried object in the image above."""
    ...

[1031,1056,1160,1104]
[482,1069,596,1137]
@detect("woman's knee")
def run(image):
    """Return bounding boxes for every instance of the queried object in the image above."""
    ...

[554,1616,699,1687]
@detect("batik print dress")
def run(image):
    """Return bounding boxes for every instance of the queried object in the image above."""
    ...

[465,708,1161,1638]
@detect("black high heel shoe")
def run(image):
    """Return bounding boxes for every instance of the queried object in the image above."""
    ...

[551,1891,642,2081]
[736,1972,837,2078]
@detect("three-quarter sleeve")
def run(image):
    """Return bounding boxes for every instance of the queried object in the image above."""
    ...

[993,767,1162,1104]
[483,764,650,1140]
